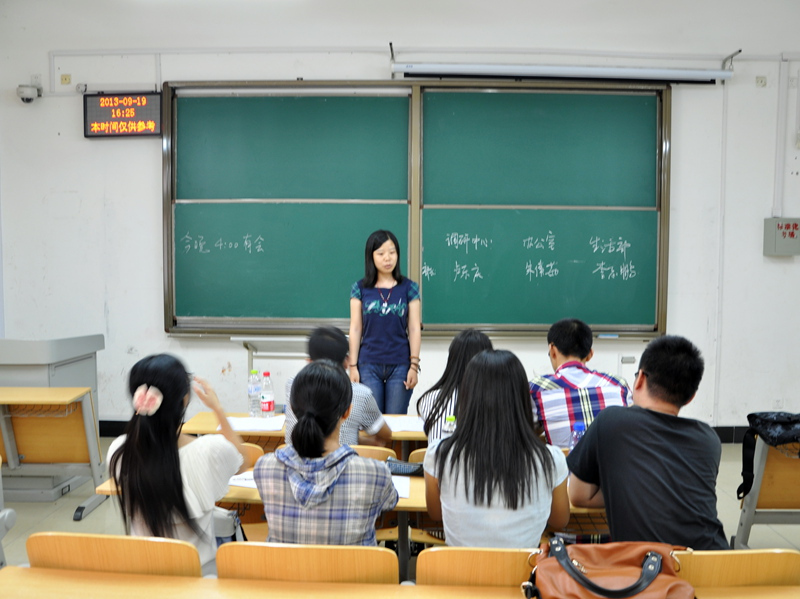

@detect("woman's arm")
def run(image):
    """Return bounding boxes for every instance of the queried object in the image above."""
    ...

[349,297,362,383]
[405,298,421,390]
[424,471,443,521]
[192,376,247,473]
[546,479,570,530]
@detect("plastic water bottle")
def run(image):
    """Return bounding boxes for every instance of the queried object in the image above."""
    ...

[247,370,261,417]
[260,371,275,418]
[569,421,586,452]
[442,415,456,438]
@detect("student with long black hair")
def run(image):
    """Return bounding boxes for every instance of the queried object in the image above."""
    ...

[254,359,398,545]
[349,229,421,414]
[108,354,246,575]
[416,328,493,443]
[424,349,570,547]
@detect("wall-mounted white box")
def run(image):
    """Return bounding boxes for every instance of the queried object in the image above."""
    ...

[764,218,800,256]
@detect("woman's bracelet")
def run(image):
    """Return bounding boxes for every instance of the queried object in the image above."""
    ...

[349,364,358,369]
[410,364,420,373]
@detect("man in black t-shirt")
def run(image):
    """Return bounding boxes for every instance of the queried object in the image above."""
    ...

[567,335,729,550]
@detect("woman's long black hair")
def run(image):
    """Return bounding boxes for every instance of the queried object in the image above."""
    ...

[416,329,493,436]
[434,349,555,509]
[109,354,198,538]
[361,229,404,288]
[290,360,353,458]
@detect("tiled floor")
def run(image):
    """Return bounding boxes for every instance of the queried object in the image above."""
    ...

[2,442,799,568]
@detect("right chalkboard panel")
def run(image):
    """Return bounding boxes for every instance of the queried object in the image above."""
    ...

[421,208,659,328]
[423,91,658,206]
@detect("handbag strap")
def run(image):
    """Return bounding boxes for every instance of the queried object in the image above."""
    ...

[549,537,663,599]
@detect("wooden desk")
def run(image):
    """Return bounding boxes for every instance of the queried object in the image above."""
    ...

[693,587,800,598]
[182,412,428,458]
[0,566,521,598]
[0,387,106,520]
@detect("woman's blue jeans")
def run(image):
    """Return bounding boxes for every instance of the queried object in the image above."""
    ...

[358,363,412,414]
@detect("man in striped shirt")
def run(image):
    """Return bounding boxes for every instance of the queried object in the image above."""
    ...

[285,326,392,447]
[530,319,630,448]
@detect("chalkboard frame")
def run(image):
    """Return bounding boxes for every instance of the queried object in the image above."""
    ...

[162,80,670,336]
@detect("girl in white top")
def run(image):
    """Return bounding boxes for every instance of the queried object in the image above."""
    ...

[415,329,493,443]
[424,349,570,548]
[108,354,246,575]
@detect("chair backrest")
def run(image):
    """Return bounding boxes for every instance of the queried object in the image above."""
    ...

[26,532,202,577]
[416,546,537,587]
[217,542,399,583]
[673,548,800,586]
[756,440,800,509]
[408,448,426,463]
[352,445,397,461]
[240,442,265,469]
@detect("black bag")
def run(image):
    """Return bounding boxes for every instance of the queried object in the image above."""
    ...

[736,411,800,499]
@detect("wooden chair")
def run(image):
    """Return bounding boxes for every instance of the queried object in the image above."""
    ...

[26,532,202,576]
[352,445,397,461]
[217,542,399,583]
[240,441,265,469]
[673,548,800,586]
[733,436,800,549]
[408,447,427,463]
[416,546,537,586]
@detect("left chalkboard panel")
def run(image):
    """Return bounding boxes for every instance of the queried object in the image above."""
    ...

[174,202,409,319]
[175,96,410,200]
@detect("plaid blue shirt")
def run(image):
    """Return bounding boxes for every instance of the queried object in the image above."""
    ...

[254,444,398,546]
[530,361,630,448]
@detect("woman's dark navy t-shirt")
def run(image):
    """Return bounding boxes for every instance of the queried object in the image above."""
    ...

[351,278,419,365]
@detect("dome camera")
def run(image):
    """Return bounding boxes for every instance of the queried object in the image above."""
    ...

[17,84,42,103]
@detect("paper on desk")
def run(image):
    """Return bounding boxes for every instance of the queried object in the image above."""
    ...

[229,470,257,489]
[392,475,411,498]
[386,415,424,433]
[220,415,286,432]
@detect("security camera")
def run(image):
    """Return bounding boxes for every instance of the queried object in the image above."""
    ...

[17,84,42,103]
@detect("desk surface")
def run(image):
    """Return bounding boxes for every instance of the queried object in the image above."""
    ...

[4,567,798,599]
[0,566,520,598]
[182,412,427,441]
[97,472,428,512]
[0,386,92,405]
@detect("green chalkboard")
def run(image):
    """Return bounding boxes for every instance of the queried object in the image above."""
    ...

[164,82,668,333]
[423,91,658,206]
[421,208,659,327]
[176,95,409,200]
[175,202,409,318]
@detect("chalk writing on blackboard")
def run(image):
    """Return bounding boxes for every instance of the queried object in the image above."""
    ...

[592,261,637,280]
[446,233,492,254]
[526,260,560,280]
[422,263,437,281]
[181,232,264,255]
[589,236,631,260]
[523,231,555,251]
[454,261,484,282]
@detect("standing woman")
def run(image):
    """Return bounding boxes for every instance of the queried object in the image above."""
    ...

[349,230,421,414]
[424,349,570,547]
[416,328,493,443]
[108,354,246,576]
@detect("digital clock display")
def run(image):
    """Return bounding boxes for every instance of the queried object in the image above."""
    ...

[83,92,162,138]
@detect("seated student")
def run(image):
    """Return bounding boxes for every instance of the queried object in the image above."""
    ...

[568,335,729,550]
[424,349,570,547]
[284,326,391,447]
[529,318,630,448]
[416,328,493,443]
[108,354,246,576]
[254,359,398,545]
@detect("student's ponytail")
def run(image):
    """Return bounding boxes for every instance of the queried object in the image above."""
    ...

[291,412,326,458]
[289,360,352,458]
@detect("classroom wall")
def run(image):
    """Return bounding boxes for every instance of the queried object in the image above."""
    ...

[1,0,799,425]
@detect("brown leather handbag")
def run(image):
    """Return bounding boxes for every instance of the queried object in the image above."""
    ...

[521,537,694,599]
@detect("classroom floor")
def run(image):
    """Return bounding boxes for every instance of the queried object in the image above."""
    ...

[2,442,799,569]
